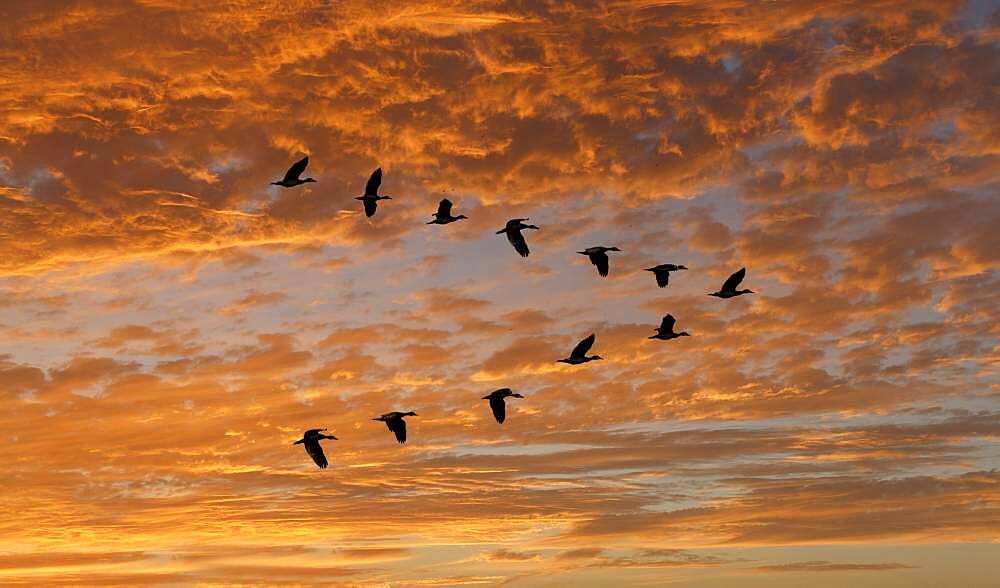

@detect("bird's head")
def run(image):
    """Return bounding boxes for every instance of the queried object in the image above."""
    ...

[527,224,539,230]
[405,411,418,417]
[577,251,589,255]
[496,228,507,234]
[481,394,492,400]
[304,177,317,183]
[292,438,304,445]
[609,247,621,252]
[372,416,386,422]
[679,332,691,337]
[678,265,688,270]
[326,434,338,440]
[512,393,525,398]
[592,355,604,360]
[740,289,755,294]
[456,214,468,220]
[708,292,722,297]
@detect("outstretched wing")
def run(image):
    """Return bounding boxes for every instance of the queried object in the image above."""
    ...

[436,198,453,218]
[654,270,669,288]
[283,156,309,183]
[570,334,596,359]
[721,267,746,292]
[488,395,506,424]
[590,252,609,277]
[365,168,382,196]
[363,198,378,217]
[659,314,676,333]
[387,417,407,444]
[303,439,328,468]
[507,230,530,257]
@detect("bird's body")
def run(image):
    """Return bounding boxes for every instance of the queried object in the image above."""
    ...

[356,168,392,217]
[709,267,754,298]
[558,333,603,365]
[578,246,621,277]
[645,263,687,288]
[373,411,417,444]
[649,314,690,341]
[482,388,524,424]
[272,156,317,187]
[428,198,467,225]
[293,428,337,468]
[496,218,539,257]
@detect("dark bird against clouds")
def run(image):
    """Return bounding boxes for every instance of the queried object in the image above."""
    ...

[557,333,603,365]
[482,388,524,424]
[645,263,687,288]
[649,314,690,341]
[709,267,755,298]
[356,167,392,217]
[293,428,337,469]
[427,198,468,225]
[373,411,417,444]
[579,246,621,277]
[496,218,540,257]
[271,156,316,187]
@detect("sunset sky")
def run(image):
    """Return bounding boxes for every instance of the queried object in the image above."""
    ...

[1,0,998,585]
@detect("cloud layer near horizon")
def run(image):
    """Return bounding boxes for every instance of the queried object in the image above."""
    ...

[0,1,997,585]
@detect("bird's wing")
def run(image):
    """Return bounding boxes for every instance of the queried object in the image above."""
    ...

[387,417,407,443]
[507,230,530,257]
[489,395,506,424]
[721,267,746,292]
[363,198,378,217]
[304,439,328,468]
[654,270,669,288]
[659,314,676,332]
[436,198,453,217]
[283,156,309,183]
[365,168,382,196]
[570,334,596,358]
[591,252,610,277]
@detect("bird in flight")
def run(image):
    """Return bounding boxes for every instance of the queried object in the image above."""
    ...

[645,263,687,288]
[482,388,524,424]
[373,411,417,444]
[293,428,337,469]
[496,218,540,257]
[649,314,690,341]
[558,333,603,365]
[579,246,621,277]
[355,168,392,217]
[427,198,468,225]
[271,156,317,187]
[709,267,754,298]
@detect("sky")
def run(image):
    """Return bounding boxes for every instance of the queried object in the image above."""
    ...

[0,0,998,585]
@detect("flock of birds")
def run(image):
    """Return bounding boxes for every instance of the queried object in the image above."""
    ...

[275,156,755,468]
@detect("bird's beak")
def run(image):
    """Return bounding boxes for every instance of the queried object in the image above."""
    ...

[372,418,381,421]
[482,395,491,399]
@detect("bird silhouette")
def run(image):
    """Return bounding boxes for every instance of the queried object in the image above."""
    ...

[271,156,316,187]
[558,333,603,365]
[496,218,539,257]
[645,263,687,288]
[428,198,467,225]
[482,388,524,424]
[649,314,690,340]
[579,246,621,277]
[355,168,392,217]
[293,428,337,468]
[373,411,417,444]
[709,267,754,298]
